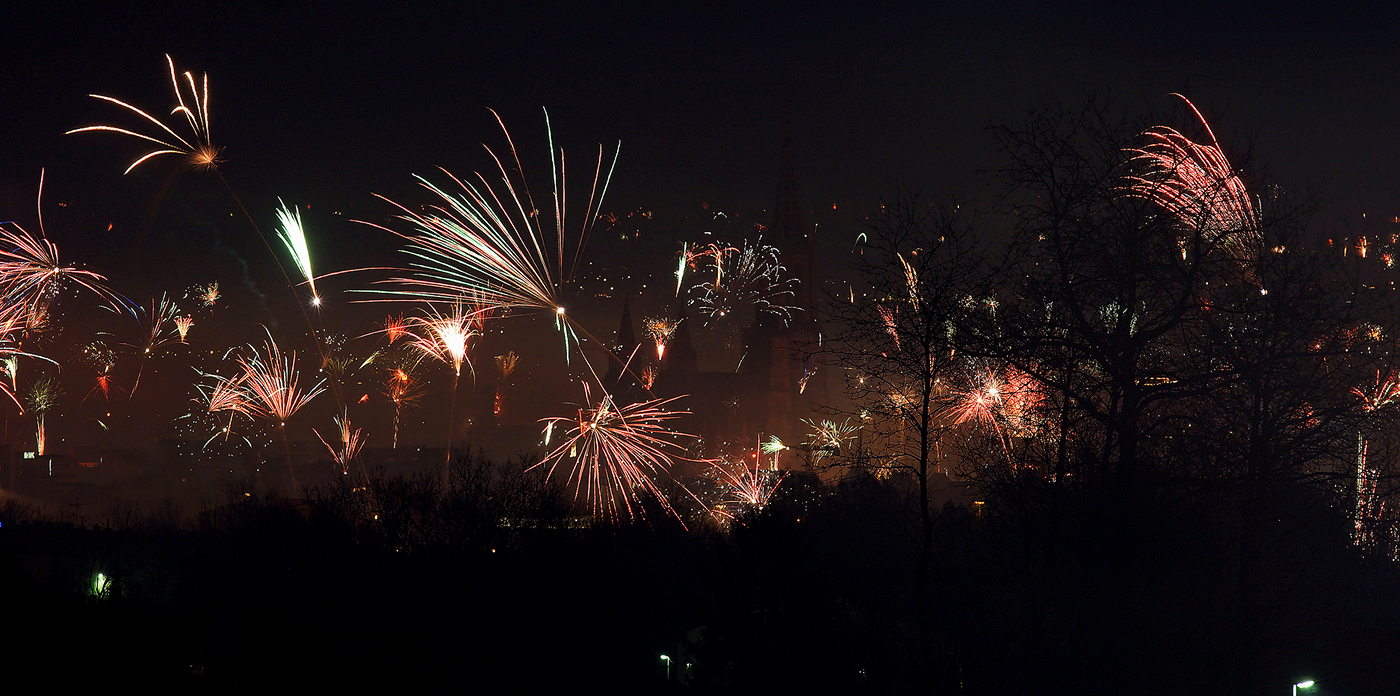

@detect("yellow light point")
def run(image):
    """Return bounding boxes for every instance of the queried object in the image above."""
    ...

[556,306,566,315]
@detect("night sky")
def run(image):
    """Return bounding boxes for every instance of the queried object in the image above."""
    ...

[2,1,1399,462]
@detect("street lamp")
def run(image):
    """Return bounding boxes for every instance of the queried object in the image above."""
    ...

[1293,680,1315,696]
[660,654,672,679]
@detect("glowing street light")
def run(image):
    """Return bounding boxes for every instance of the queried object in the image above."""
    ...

[1293,680,1315,696]
[660,654,672,680]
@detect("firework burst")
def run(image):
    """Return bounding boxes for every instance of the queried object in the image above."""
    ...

[185,371,256,449]
[317,410,366,475]
[383,313,409,343]
[238,334,327,487]
[194,282,220,307]
[380,350,426,449]
[803,418,859,463]
[406,302,483,379]
[24,377,63,456]
[707,454,787,519]
[533,385,702,523]
[0,180,123,329]
[367,110,620,361]
[174,315,194,342]
[80,341,119,402]
[644,316,680,360]
[1124,94,1258,258]
[126,294,181,397]
[68,55,220,174]
[687,238,799,324]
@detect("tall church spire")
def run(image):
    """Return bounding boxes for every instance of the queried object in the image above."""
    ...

[771,114,818,318]
[604,294,638,388]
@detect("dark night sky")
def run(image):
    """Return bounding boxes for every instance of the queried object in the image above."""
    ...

[1,1,1398,460]
[6,2,1400,221]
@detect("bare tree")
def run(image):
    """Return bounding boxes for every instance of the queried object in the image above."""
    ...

[818,190,987,688]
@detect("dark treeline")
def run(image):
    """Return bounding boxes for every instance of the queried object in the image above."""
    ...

[816,98,1400,695]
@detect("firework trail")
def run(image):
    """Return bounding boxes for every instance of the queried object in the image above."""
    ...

[238,334,327,489]
[1352,369,1400,548]
[641,364,658,390]
[533,384,703,523]
[1124,94,1258,259]
[378,347,426,449]
[367,110,620,362]
[317,410,366,475]
[687,238,799,324]
[494,351,519,417]
[799,362,818,395]
[899,253,921,311]
[644,316,680,360]
[877,305,899,350]
[275,201,319,305]
[675,242,689,296]
[67,55,220,174]
[405,301,485,478]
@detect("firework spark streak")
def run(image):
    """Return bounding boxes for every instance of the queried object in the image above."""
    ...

[687,238,799,324]
[382,314,409,343]
[67,55,221,174]
[761,435,787,455]
[1353,369,1400,412]
[533,386,702,523]
[899,253,920,311]
[495,351,519,379]
[366,110,619,361]
[274,201,319,304]
[1124,94,1258,258]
